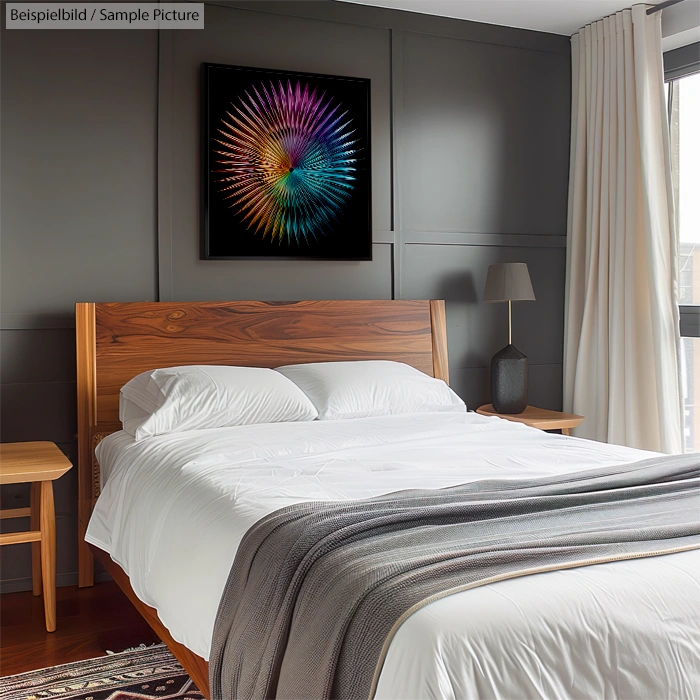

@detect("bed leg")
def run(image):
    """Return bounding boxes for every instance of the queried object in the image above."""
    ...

[78,520,94,587]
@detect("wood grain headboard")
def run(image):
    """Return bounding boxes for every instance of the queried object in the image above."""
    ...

[75,299,448,586]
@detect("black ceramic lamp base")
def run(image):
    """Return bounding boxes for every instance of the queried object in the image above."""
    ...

[490,344,528,414]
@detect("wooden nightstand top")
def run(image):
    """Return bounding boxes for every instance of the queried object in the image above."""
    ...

[0,442,72,485]
[476,405,584,431]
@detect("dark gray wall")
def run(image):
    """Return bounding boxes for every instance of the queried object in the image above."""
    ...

[0,26,159,591]
[0,0,570,592]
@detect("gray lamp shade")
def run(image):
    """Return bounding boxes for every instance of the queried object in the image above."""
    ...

[483,263,536,303]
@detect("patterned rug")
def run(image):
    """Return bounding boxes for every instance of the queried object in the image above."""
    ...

[0,644,205,700]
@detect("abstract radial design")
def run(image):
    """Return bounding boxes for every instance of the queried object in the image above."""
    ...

[212,79,360,246]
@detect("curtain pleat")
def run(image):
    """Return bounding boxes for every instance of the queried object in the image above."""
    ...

[564,6,683,454]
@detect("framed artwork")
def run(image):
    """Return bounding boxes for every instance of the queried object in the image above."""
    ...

[201,63,372,260]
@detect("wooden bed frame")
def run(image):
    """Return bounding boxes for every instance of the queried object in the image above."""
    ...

[75,300,449,696]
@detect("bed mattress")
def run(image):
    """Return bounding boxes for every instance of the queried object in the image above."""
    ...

[86,411,700,699]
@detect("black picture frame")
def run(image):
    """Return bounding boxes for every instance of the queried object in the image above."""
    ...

[201,63,372,260]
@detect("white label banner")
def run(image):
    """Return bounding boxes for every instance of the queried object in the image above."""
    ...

[6,3,204,28]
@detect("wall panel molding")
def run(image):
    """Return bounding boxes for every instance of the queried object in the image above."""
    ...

[0,314,75,330]
[372,231,395,244]
[404,232,567,248]
[391,27,405,299]
[157,29,175,302]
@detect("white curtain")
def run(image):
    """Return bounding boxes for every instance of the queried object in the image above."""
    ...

[564,5,684,454]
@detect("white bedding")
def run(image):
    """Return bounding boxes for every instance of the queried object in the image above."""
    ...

[86,411,700,699]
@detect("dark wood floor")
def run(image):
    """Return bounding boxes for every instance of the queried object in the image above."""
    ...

[0,581,160,676]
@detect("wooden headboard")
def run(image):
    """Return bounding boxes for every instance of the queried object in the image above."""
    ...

[75,299,448,586]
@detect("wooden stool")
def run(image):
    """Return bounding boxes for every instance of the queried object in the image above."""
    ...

[0,442,72,632]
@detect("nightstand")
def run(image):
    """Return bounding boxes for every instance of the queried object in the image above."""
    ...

[476,404,584,435]
[0,441,72,632]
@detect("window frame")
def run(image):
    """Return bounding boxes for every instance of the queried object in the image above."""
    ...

[664,42,700,338]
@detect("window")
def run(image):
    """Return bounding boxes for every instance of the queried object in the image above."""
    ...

[666,48,700,451]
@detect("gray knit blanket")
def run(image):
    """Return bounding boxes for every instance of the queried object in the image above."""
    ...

[209,454,700,700]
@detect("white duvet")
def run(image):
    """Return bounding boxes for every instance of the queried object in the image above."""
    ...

[86,412,700,699]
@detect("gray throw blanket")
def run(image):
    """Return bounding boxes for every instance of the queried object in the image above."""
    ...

[210,454,700,700]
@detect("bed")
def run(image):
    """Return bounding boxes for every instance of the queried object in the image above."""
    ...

[76,300,450,692]
[75,300,700,699]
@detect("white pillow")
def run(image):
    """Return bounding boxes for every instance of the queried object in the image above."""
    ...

[275,360,465,420]
[120,365,318,440]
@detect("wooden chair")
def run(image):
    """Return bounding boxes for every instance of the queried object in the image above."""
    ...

[0,442,72,632]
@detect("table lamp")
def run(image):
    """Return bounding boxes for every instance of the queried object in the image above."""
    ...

[483,262,536,414]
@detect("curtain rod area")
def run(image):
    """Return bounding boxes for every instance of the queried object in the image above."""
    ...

[647,0,685,15]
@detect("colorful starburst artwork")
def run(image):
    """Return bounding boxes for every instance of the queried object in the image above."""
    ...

[214,80,358,246]
[202,64,371,260]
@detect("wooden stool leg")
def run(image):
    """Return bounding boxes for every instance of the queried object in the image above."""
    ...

[39,481,57,632]
[30,483,42,596]
[562,428,570,436]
